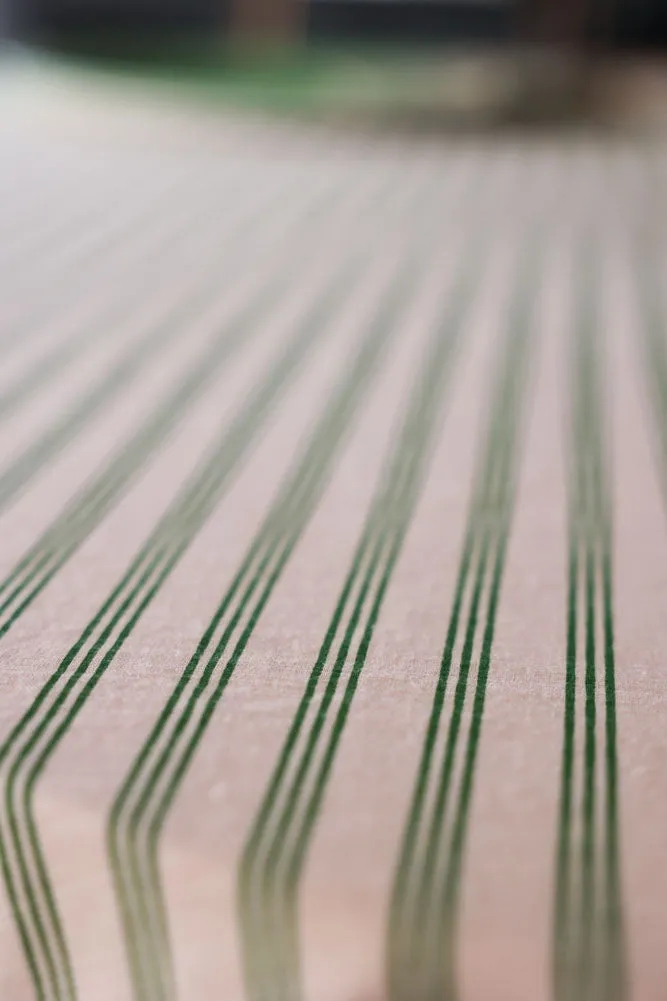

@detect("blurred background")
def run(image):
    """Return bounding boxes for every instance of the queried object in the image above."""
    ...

[3,0,667,49]
[0,0,666,129]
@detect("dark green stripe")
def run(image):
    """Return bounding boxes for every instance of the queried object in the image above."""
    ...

[107,228,432,1001]
[601,548,626,1001]
[553,536,578,999]
[553,238,628,1001]
[238,210,490,1001]
[386,228,541,1001]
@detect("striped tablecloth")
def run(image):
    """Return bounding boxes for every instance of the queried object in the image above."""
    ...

[0,80,666,1001]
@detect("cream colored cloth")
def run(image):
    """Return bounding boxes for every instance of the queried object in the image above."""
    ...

[0,75,665,1001]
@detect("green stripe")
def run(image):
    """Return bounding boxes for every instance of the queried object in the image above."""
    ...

[601,547,626,1001]
[386,227,541,1001]
[552,240,628,1001]
[237,204,492,1001]
[107,219,434,1001]
[0,152,426,996]
[553,536,578,999]
[0,242,365,1001]
[103,153,479,1001]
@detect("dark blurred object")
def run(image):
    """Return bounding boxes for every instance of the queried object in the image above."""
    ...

[5,0,667,50]
[231,0,302,45]
[3,0,225,44]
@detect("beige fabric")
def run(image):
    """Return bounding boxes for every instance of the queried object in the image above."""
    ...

[0,75,666,1001]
